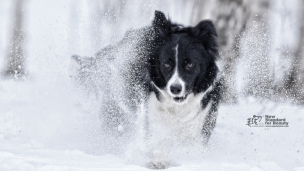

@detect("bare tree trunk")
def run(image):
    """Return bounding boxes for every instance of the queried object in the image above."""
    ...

[191,0,251,103]
[211,0,251,103]
[191,0,270,103]
[289,0,304,103]
[4,0,26,78]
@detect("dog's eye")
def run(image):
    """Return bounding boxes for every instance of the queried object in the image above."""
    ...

[164,63,171,68]
[186,63,194,69]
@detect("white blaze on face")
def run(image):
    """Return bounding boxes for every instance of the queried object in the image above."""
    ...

[166,44,186,97]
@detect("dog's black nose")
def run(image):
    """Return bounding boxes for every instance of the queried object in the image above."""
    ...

[170,84,182,94]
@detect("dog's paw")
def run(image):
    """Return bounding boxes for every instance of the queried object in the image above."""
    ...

[146,161,169,170]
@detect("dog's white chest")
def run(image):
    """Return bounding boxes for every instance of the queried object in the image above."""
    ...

[146,92,211,143]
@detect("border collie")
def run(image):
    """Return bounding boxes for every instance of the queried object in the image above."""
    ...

[71,11,221,169]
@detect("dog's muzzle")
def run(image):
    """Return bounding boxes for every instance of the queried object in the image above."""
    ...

[173,93,188,103]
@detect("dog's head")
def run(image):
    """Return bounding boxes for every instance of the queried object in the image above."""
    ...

[148,11,219,104]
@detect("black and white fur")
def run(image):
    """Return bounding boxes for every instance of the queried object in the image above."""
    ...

[142,11,221,169]
[71,11,221,169]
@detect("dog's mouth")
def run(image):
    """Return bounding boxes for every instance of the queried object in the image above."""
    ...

[173,94,188,103]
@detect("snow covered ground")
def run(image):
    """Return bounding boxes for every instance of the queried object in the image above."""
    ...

[0,0,304,170]
[0,69,303,170]
[0,79,303,171]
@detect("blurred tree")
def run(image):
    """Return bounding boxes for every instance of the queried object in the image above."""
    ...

[290,0,304,103]
[210,0,251,103]
[191,0,271,103]
[191,0,250,103]
[4,0,26,78]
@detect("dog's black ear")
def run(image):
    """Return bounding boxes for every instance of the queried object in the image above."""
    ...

[152,11,171,39]
[153,11,167,27]
[191,20,219,59]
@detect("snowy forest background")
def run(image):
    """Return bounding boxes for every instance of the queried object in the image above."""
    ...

[0,0,304,170]
[2,0,304,103]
